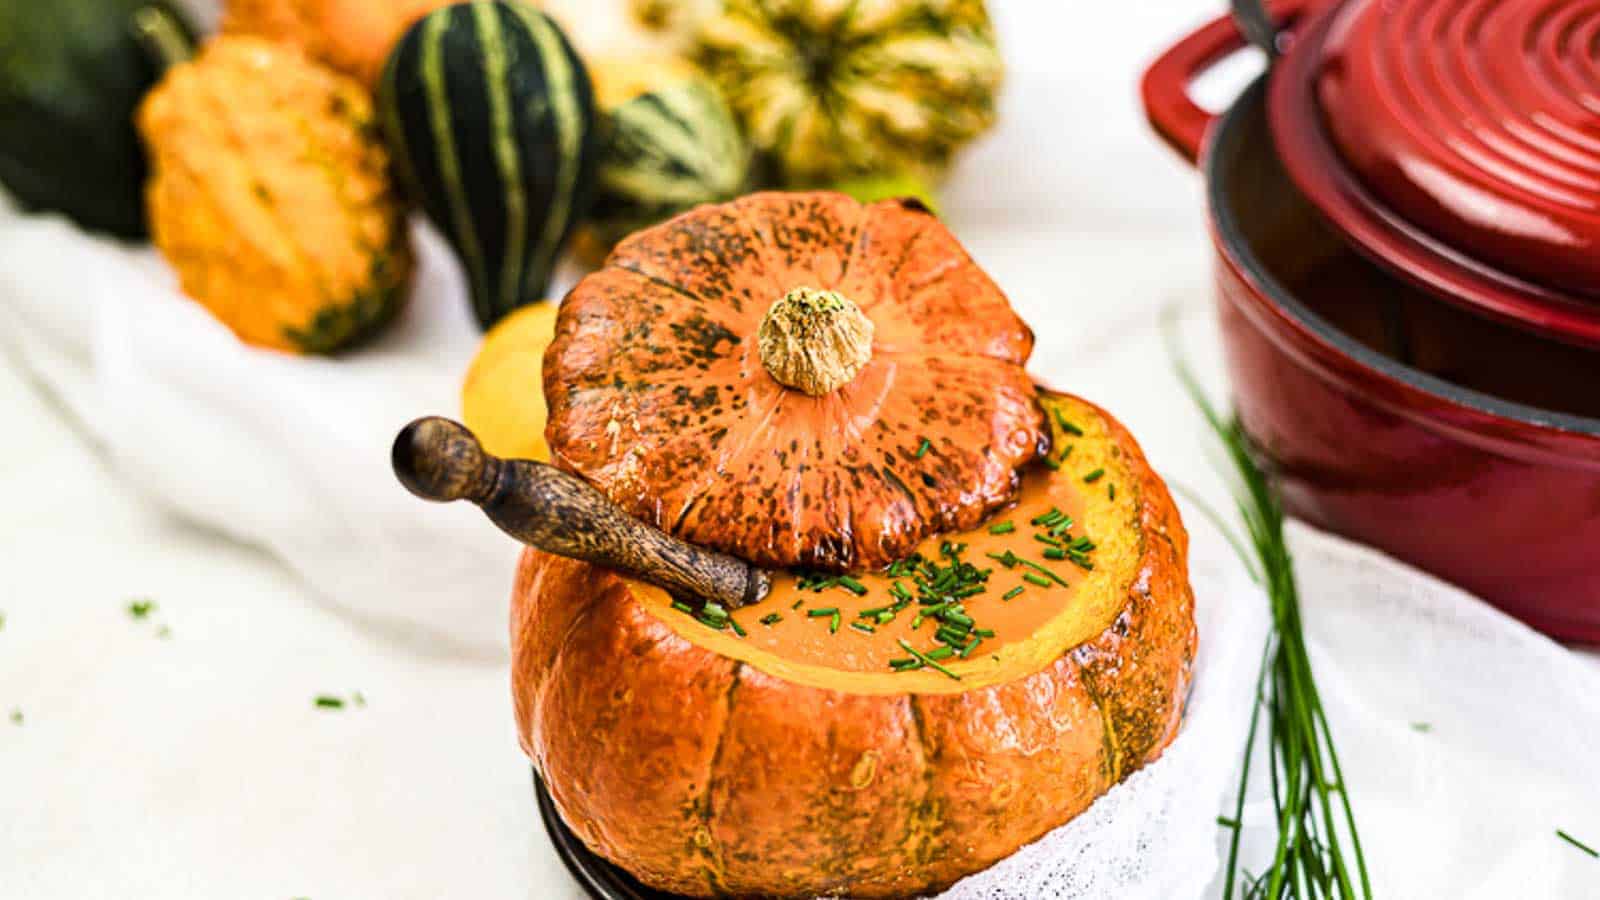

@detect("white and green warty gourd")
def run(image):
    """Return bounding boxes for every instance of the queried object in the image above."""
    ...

[585,57,752,249]
[688,0,1002,185]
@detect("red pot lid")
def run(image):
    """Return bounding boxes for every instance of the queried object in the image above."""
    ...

[1271,0,1600,347]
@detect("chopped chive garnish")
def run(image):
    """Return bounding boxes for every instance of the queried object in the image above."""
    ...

[958,637,981,659]
[314,696,345,709]
[836,575,867,596]
[128,599,157,619]
[1558,829,1598,858]
[1024,572,1052,588]
[1070,536,1094,550]
[850,622,875,635]
[671,600,696,616]
[889,658,922,671]
[1041,456,1060,470]
[925,646,955,660]
[1020,558,1070,586]
[1108,484,1116,500]
[729,618,747,637]
[1043,547,1067,560]
[890,582,912,601]
[760,613,782,626]
[915,438,932,459]
[829,611,841,633]
[987,551,1020,568]
[938,609,974,627]
[1002,586,1024,600]
[974,628,995,638]
[1084,468,1106,483]
[1053,412,1085,436]
[807,607,838,617]
[988,521,1016,535]
[1061,444,1074,459]
[1050,517,1076,537]
[1034,534,1062,547]
[897,639,961,681]
[792,599,804,610]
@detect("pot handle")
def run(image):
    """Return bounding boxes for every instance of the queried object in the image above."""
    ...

[393,417,771,609]
[1140,0,1313,165]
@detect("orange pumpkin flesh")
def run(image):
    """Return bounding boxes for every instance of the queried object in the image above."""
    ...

[544,192,1047,573]
[514,392,1196,898]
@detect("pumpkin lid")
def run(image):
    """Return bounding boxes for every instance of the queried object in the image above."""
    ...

[1270,0,1600,347]
[544,191,1046,572]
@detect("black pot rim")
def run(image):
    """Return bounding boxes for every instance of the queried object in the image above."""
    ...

[1205,77,1600,440]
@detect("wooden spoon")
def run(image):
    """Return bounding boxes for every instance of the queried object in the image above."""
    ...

[393,417,771,609]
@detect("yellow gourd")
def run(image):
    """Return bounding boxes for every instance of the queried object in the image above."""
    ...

[461,302,561,462]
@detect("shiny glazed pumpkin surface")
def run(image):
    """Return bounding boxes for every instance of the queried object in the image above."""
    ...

[545,192,1047,574]
[513,391,1196,898]
[634,395,1133,693]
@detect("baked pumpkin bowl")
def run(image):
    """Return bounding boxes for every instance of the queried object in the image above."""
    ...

[398,192,1195,898]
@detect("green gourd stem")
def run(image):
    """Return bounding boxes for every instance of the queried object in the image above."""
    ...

[131,6,193,73]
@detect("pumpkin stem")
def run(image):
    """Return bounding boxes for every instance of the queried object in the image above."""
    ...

[131,6,194,74]
[757,287,874,396]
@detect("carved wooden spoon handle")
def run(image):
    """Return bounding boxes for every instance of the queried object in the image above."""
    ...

[393,417,770,609]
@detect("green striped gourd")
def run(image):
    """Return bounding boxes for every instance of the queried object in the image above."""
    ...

[586,57,751,249]
[380,1,597,329]
[689,0,1003,186]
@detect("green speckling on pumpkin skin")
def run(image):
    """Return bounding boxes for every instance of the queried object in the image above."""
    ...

[283,250,410,355]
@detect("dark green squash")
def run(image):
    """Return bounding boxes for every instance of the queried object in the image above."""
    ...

[0,0,194,238]
[379,1,598,330]
[584,58,752,250]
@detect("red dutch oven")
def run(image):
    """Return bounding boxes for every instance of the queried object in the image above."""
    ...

[1143,0,1600,642]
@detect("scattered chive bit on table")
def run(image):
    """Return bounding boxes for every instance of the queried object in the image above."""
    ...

[1410,722,1432,733]
[127,598,157,619]
[314,695,346,710]
[1558,829,1599,858]
[0,610,6,631]
[9,709,21,725]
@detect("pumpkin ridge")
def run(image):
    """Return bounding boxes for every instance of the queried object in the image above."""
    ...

[1078,656,1124,783]
[731,192,863,300]
[699,660,743,892]
[662,380,788,534]
[904,693,947,869]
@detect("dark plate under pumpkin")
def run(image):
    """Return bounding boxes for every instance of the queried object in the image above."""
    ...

[535,771,679,900]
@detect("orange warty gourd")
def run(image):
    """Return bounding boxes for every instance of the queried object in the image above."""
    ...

[544,192,1048,572]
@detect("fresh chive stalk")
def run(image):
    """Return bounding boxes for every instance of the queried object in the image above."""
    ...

[1170,312,1372,900]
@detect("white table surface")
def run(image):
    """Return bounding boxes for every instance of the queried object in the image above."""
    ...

[4,2,1596,898]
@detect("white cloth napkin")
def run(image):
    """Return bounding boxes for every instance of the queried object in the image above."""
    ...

[0,210,526,658]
